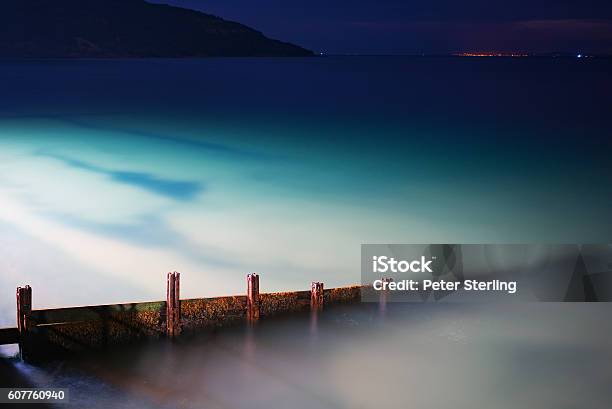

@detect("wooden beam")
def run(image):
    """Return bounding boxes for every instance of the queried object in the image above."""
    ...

[30,301,165,325]
[0,327,19,345]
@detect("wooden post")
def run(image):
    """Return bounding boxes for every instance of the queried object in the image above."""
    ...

[379,277,392,312]
[246,273,260,324]
[311,282,324,312]
[166,272,181,338]
[16,285,32,359]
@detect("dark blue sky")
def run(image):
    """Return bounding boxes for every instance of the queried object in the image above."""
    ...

[152,0,612,54]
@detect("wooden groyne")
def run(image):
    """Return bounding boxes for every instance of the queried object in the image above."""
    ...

[0,273,364,360]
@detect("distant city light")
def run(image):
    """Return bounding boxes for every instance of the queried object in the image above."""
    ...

[453,51,530,57]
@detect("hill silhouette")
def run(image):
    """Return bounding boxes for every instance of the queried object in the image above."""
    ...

[0,0,313,57]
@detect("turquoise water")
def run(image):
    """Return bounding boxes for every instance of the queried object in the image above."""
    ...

[1,57,611,325]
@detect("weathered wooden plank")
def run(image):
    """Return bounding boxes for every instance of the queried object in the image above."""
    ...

[13,282,364,356]
[182,296,247,331]
[30,301,166,325]
[0,327,19,345]
[27,287,362,327]
[34,318,165,351]
[260,290,312,317]
[324,285,363,304]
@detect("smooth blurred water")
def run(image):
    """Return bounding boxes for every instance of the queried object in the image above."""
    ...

[3,303,611,409]
[1,57,612,326]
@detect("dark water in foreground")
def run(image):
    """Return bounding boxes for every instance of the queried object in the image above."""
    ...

[2,303,611,409]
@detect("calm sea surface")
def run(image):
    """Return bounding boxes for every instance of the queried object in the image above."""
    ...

[0,57,611,407]
[4,303,612,409]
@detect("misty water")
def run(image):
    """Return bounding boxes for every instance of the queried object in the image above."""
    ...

[4,303,611,409]
[1,57,611,407]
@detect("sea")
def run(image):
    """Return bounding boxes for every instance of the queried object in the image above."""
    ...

[0,56,611,408]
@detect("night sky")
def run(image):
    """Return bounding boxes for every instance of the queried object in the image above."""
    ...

[150,0,612,54]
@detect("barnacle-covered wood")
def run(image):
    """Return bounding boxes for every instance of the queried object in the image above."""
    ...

[30,301,165,324]
[37,309,164,351]
[18,286,364,355]
[324,286,363,304]
[259,291,311,317]
[181,296,247,330]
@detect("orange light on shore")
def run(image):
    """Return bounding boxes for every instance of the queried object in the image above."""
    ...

[454,52,530,57]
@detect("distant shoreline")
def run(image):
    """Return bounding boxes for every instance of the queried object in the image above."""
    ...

[321,53,611,58]
[0,54,610,61]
